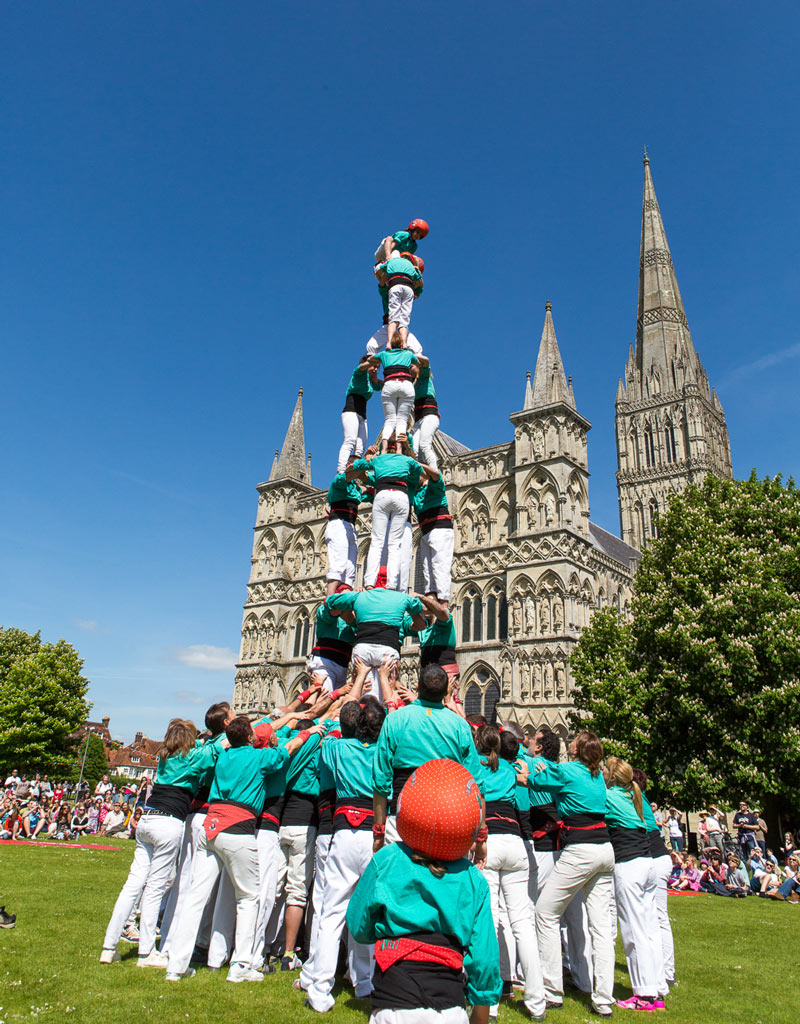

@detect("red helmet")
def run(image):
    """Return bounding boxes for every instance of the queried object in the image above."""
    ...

[410,255,424,273]
[408,218,429,238]
[397,759,482,861]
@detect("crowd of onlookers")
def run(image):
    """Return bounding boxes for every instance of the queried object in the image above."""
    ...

[652,800,800,903]
[1,769,151,843]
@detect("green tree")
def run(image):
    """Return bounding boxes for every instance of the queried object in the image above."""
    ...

[0,627,91,777]
[76,732,110,790]
[570,473,800,813]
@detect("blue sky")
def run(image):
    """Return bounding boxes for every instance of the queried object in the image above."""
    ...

[2,3,798,743]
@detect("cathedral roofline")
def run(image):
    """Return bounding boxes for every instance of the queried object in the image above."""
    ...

[510,404,591,431]
[589,521,640,568]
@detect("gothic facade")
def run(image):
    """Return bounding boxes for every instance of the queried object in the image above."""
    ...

[233,158,733,736]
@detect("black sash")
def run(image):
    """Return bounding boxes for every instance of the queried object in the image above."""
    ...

[371,931,464,1012]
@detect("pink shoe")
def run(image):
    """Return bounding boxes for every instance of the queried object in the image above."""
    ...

[616,996,662,1011]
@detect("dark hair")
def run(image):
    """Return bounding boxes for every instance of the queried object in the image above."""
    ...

[205,702,230,737]
[339,701,361,739]
[475,724,500,772]
[573,731,603,775]
[410,850,447,878]
[418,664,448,702]
[468,714,487,729]
[499,730,520,762]
[356,698,386,744]
[296,718,315,731]
[631,767,648,792]
[225,716,253,748]
[295,702,311,714]
[535,726,561,763]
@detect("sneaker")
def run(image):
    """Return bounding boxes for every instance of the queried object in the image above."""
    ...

[121,925,140,942]
[0,907,17,929]
[545,1002,563,1010]
[227,965,264,983]
[166,968,196,981]
[592,1005,614,1017]
[99,948,120,963]
[281,954,302,971]
[616,995,661,1011]
[138,949,169,968]
[293,978,307,990]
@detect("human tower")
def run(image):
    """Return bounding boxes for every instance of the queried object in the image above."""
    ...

[97,219,677,1023]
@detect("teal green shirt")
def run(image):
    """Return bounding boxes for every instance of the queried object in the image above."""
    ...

[640,791,660,835]
[605,784,646,830]
[353,453,421,489]
[376,349,419,373]
[413,477,449,515]
[346,842,502,1007]
[345,366,374,400]
[390,229,418,254]
[328,588,422,628]
[208,744,289,812]
[477,757,516,803]
[528,760,608,818]
[156,743,216,792]
[195,731,227,792]
[315,603,357,646]
[321,736,376,800]
[380,256,420,281]
[285,731,323,797]
[327,473,364,507]
[414,366,436,400]
[372,699,485,797]
[525,754,553,809]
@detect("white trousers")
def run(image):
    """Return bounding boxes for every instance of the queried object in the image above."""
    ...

[419,527,454,601]
[380,518,412,593]
[159,810,206,955]
[533,847,593,994]
[300,833,332,990]
[167,828,261,975]
[483,833,545,1017]
[208,868,236,967]
[371,1011,467,1024]
[338,411,368,473]
[351,642,398,706]
[252,829,281,969]
[381,380,415,441]
[412,414,440,470]
[325,518,357,587]
[614,857,663,998]
[650,853,674,991]
[365,489,409,590]
[366,325,422,358]
[306,655,346,693]
[306,830,375,1011]
[103,813,183,955]
[535,842,615,1012]
[279,825,317,907]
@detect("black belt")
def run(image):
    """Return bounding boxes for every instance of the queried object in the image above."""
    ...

[142,807,180,820]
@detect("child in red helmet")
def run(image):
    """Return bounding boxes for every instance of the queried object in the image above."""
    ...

[374,218,429,265]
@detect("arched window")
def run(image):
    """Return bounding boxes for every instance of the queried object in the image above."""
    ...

[644,425,656,468]
[649,499,660,539]
[665,423,677,463]
[461,597,472,643]
[487,594,497,641]
[473,594,483,643]
[484,682,500,725]
[631,430,641,471]
[499,595,508,640]
[464,682,482,719]
[293,615,310,658]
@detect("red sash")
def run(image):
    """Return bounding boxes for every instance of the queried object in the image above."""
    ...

[334,805,373,828]
[204,802,256,840]
[374,937,464,972]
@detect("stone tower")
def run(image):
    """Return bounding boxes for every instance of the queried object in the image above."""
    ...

[615,156,733,549]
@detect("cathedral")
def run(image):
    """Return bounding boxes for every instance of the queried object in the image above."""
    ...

[232,158,732,738]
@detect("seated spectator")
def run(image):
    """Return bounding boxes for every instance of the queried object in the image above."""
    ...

[724,855,749,896]
[668,850,685,887]
[71,802,90,836]
[674,855,701,891]
[779,832,798,864]
[126,806,143,839]
[21,800,45,839]
[753,859,781,896]
[700,850,730,895]
[0,800,20,840]
[769,856,800,902]
[102,804,127,836]
[53,804,75,841]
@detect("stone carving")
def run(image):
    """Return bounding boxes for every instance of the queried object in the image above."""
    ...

[545,496,556,526]
[539,600,550,634]
[533,662,543,698]
[524,595,536,635]
[553,599,563,633]
[544,662,554,697]
[555,665,566,698]
[512,598,522,636]
[638,305,689,329]
[640,248,673,269]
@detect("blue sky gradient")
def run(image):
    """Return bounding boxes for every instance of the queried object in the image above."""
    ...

[3,3,798,742]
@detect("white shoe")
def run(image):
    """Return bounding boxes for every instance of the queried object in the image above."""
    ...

[227,965,264,983]
[166,968,196,981]
[138,950,169,968]
[99,949,120,964]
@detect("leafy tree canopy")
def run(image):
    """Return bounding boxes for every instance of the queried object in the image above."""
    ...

[570,473,800,811]
[0,627,91,777]
[76,732,109,790]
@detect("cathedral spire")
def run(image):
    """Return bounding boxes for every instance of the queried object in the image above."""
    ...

[273,389,308,481]
[636,156,698,383]
[268,449,279,481]
[531,302,574,410]
[523,371,533,409]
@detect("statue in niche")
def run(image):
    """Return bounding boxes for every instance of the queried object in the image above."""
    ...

[544,662,554,696]
[553,600,563,633]
[501,664,511,699]
[533,662,543,697]
[539,600,550,634]
[555,665,566,698]
[545,495,556,526]
[533,427,544,460]
[476,513,488,545]
[459,519,469,547]
[512,598,522,636]
[256,629,265,658]
[521,663,531,701]
[524,594,536,635]
[257,549,266,575]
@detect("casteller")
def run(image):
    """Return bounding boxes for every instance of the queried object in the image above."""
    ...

[396,758,483,861]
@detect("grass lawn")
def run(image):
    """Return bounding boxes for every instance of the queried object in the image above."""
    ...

[0,838,797,1024]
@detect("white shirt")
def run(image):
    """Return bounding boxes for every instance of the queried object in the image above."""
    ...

[668,817,682,838]
[5,776,19,791]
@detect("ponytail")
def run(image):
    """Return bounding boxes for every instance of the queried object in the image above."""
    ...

[606,756,644,822]
[410,850,447,878]
[475,724,500,773]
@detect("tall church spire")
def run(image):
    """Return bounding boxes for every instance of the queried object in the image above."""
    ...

[530,302,575,410]
[273,389,308,482]
[615,156,733,550]
[636,155,698,385]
